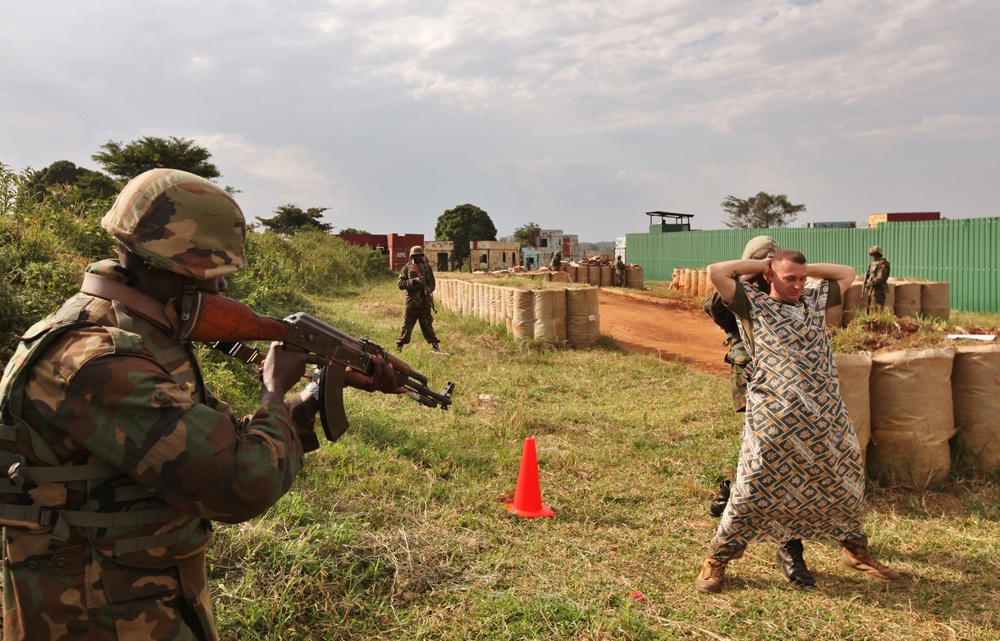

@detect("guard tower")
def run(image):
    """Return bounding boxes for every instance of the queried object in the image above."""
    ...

[647,211,694,233]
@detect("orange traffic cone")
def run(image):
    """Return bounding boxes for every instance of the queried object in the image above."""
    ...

[507,437,555,518]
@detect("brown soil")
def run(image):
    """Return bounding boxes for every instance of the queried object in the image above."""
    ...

[598,289,729,376]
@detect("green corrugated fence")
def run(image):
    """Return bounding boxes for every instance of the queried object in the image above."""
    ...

[625,217,1000,312]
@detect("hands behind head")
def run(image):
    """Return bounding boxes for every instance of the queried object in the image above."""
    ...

[345,355,406,395]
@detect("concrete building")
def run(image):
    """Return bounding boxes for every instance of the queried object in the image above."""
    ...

[338,233,423,271]
[528,229,581,268]
[470,240,521,271]
[424,240,456,272]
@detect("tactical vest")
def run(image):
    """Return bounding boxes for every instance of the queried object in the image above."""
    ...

[0,293,209,563]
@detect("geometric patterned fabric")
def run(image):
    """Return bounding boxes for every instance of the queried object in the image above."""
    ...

[710,279,866,559]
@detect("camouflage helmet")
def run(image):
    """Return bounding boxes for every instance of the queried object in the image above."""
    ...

[410,246,424,256]
[742,235,781,260]
[869,245,883,256]
[101,168,248,279]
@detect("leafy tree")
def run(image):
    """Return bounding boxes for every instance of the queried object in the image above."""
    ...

[512,222,540,247]
[434,204,497,264]
[20,160,118,205]
[339,227,370,235]
[256,204,332,235]
[92,136,221,181]
[722,192,805,229]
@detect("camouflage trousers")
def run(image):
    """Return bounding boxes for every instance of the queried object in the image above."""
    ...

[725,340,751,412]
[866,285,887,310]
[397,305,438,347]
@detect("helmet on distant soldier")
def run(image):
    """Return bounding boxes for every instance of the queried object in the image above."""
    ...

[869,246,883,256]
[742,236,781,260]
[101,168,247,279]
[410,246,424,256]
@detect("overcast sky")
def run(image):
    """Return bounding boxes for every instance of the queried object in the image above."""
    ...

[3,0,998,242]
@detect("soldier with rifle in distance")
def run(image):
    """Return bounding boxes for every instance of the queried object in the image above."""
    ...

[397,246,442,352]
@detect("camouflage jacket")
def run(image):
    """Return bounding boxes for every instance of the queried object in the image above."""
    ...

[864,258,890,291]
[703,273,770,412]
[397,260,436,309]
[0,260,316,641]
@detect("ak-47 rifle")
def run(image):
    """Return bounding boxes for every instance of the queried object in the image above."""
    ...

[78,273,454,442]
[180,291,454,443]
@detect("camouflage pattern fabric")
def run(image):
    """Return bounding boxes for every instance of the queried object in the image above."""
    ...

[396,260,438,346]
[864,258,890,309]
[708,280,867,562]
[101,169,248,280]
[703,274,769,412]
[613,260,625,286]
[0,260,316,641]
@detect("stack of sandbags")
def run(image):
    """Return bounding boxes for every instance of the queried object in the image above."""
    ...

[567,287,600,347]
[625,265,644,290]
[891,280,922,319]
[834,352,872,466]
[952,345,1000,473]
[920,282,950,320]
[868,348,956,488]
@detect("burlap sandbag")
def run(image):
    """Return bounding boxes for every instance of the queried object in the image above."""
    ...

[533,289,557,342]
[834,352,872,465]
[600,265,612,287]
[684,269,696,294]
[869,348,956,487]
[567,287,600,347]
[697,270,708,297]
[884,281,895,315]
[841,281,864,326]
[565,264,578,283]
[588,266,601,287]
[512,289,535,340]
[920,282,950,320]
[625,266,643,290]
[551,271,571,284]
[892,280,921,319]
[552,288,568,342]
[952,345,1000,472]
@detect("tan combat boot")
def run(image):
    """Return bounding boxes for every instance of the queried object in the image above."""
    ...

[840,544,903,582]
[695,557,728,594]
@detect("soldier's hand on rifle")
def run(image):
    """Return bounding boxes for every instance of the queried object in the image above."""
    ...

[260,342,332,404]
[345,355,406,395]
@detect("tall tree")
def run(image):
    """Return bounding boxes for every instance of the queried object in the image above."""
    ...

[512,222,540,247]
[722,192,805,229]
[20,160,118,205]
[92,136,221,181]
[434,204,497,265]
[257,204,332,235]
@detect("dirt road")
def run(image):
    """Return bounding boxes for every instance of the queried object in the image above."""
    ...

[598,289,730,376]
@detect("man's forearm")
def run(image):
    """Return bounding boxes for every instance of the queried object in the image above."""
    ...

[806,263,855,281]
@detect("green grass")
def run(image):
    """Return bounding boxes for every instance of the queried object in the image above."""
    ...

[208,278,1000,641]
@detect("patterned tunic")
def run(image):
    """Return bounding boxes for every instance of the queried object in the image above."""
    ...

[709,279,866,559]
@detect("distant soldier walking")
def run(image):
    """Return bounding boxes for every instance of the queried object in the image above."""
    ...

[863,246,890,310]
[397,246,441,352]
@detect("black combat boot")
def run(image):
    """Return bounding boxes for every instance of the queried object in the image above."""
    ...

[776,539,816,587]
[709,480,730,517]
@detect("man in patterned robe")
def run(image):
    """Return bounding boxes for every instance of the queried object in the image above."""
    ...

[696,249,903,594]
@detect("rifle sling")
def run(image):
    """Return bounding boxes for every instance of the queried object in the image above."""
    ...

[80,273,175,332]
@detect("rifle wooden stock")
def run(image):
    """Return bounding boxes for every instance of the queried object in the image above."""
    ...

[187,292,453,443]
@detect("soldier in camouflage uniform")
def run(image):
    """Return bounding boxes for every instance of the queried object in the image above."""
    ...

[613,256,626,287]
[702,236,817,588]
[0,169,397,640]
[863,246,890,310]
[396,246,440,352]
